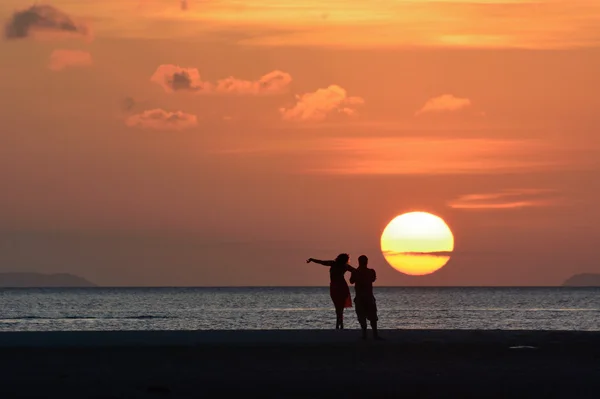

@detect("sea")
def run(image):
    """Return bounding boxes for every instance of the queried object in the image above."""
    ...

[0,287,598,332]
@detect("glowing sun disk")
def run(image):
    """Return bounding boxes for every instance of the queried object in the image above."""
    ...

[380,212,454,276]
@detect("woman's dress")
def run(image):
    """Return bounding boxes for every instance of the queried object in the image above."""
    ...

[329,264,352,309]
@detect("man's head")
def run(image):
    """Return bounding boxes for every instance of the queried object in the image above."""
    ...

[358,255,368,267]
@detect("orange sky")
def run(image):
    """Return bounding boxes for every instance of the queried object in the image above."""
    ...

[0,0,599,286]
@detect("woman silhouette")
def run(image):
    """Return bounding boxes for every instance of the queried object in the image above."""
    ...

[307,253,355,329]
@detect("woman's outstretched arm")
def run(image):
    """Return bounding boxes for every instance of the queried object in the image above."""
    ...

[306,258,335,267]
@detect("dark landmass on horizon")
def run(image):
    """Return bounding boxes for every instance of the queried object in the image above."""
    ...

[0,272,96,287]
[563,273,600,287]
[0,330,598,398]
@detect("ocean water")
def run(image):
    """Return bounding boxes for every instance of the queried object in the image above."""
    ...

[0,287,598,332]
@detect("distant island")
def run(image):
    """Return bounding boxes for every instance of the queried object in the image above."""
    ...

[0,273,96,287]
[562,273,600,287]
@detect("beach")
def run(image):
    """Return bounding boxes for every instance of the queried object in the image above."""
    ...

[2,329,599,398]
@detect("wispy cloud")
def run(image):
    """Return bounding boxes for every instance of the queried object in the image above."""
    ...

[150,65,206,92]
[304,137,566,175]
[115,0,600,49]
[48,49,92,71]
[216,134,588,176]
[280,85,364,122]
[125,109,198,130]
[4,4,91,41]
[416,94,472,116]
[150,64,292,95]
[448,189,564,210]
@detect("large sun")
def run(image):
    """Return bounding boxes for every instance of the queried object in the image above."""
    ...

[380,212,454,276]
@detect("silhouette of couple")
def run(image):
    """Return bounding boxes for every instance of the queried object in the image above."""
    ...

[307,254,381,340]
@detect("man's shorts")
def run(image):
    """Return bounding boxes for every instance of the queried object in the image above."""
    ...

[354,296,378,323]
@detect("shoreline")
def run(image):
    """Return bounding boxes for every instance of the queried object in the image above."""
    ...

[1,329,599,347]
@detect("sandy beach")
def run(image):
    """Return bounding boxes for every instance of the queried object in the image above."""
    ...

[1,329,599,398]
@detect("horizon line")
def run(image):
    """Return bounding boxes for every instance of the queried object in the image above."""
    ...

[0,285,590,289]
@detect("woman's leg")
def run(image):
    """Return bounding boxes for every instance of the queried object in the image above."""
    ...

[335,306,344,329]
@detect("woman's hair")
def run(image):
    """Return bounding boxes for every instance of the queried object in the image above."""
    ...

[335,253,350,265]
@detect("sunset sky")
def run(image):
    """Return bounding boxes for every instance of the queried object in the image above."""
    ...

[1,0,599,286]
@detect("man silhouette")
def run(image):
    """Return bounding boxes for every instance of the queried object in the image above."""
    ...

[350,255,381,340]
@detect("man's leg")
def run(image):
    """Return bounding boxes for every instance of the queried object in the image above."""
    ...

[368,299,382,340]
[370,319,381,339]
[355,300,367,339]
[359,319,367,339]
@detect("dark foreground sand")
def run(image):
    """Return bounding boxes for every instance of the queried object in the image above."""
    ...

[1,330,599,398]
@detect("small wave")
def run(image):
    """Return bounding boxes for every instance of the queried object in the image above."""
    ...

[383,308,600,312]
[199,308,328,312]
[0,315,174,321]
[64,315,172,320]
